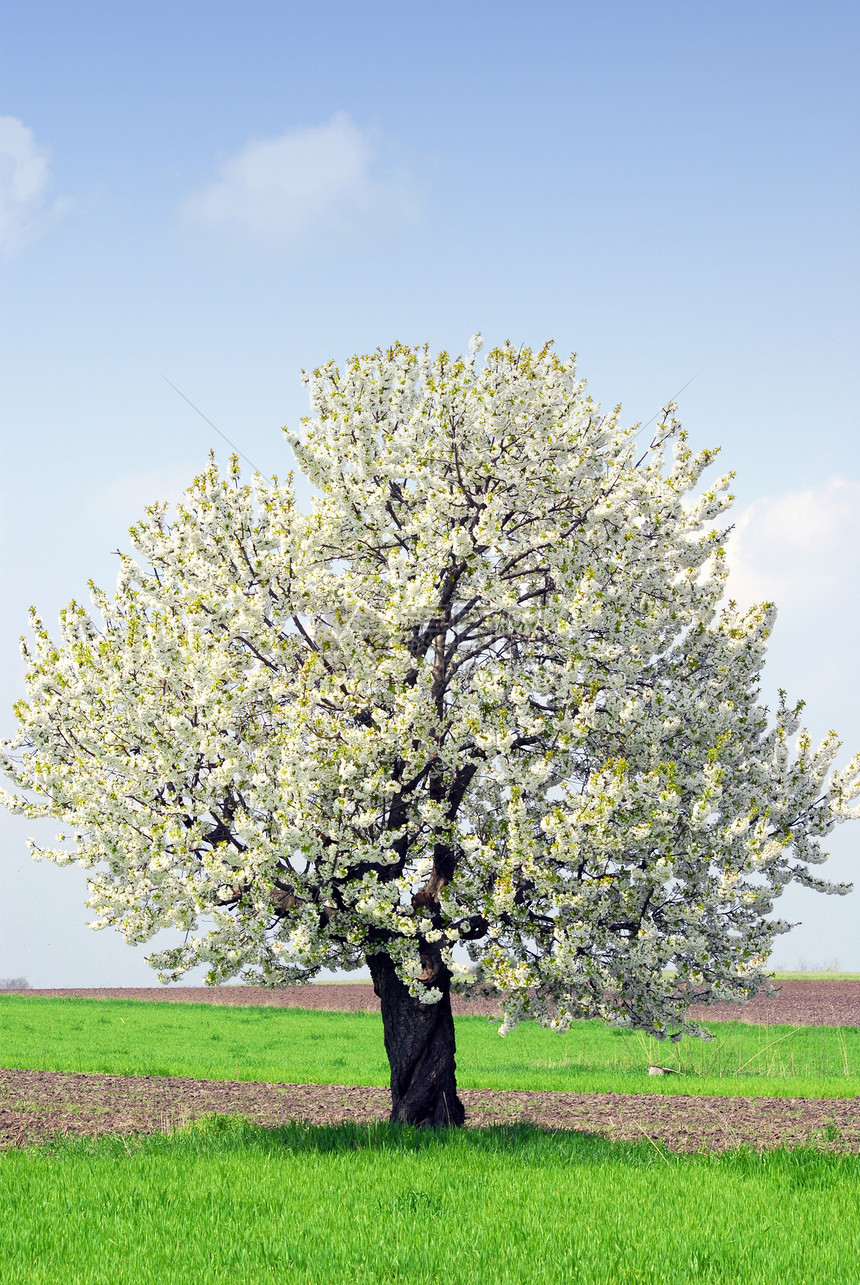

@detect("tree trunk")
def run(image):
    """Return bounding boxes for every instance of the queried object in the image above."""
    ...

[367,951,466,1127]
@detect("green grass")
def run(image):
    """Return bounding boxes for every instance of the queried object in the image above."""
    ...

[3,999,859,1283]
[3,994,860,1098]
[1,1117,859,1284]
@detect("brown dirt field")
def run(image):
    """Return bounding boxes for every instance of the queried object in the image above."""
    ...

[2,981,859,1153]
[1,1068,857,1154]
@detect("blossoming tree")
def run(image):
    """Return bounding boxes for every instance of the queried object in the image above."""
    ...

[3,339,858,1126]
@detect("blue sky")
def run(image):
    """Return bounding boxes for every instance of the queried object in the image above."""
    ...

[2,0,859,983]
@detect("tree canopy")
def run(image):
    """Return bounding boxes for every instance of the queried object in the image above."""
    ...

[3,338,858,1123]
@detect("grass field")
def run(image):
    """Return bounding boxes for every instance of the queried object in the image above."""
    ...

[4,995,860,1282]
[770,971,860,980]
[2,1116,860,1284]
[2,994,860,1098]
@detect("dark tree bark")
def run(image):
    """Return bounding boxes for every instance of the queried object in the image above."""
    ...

[367,950,466,1127]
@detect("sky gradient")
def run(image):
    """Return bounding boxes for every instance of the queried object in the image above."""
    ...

[2,0,859,983]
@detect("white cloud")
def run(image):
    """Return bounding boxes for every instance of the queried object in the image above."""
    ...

[725,475,860,610]
[0,117,69,252]
[180,112,418,246]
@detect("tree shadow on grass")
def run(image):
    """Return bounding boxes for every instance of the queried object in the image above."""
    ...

[28,1114,858,1187]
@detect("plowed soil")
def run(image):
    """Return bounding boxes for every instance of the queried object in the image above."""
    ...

[2,981,858,1153]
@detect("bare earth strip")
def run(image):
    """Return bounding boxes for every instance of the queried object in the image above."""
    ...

[1,1068,857,1153]
[2,982,859,1152]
